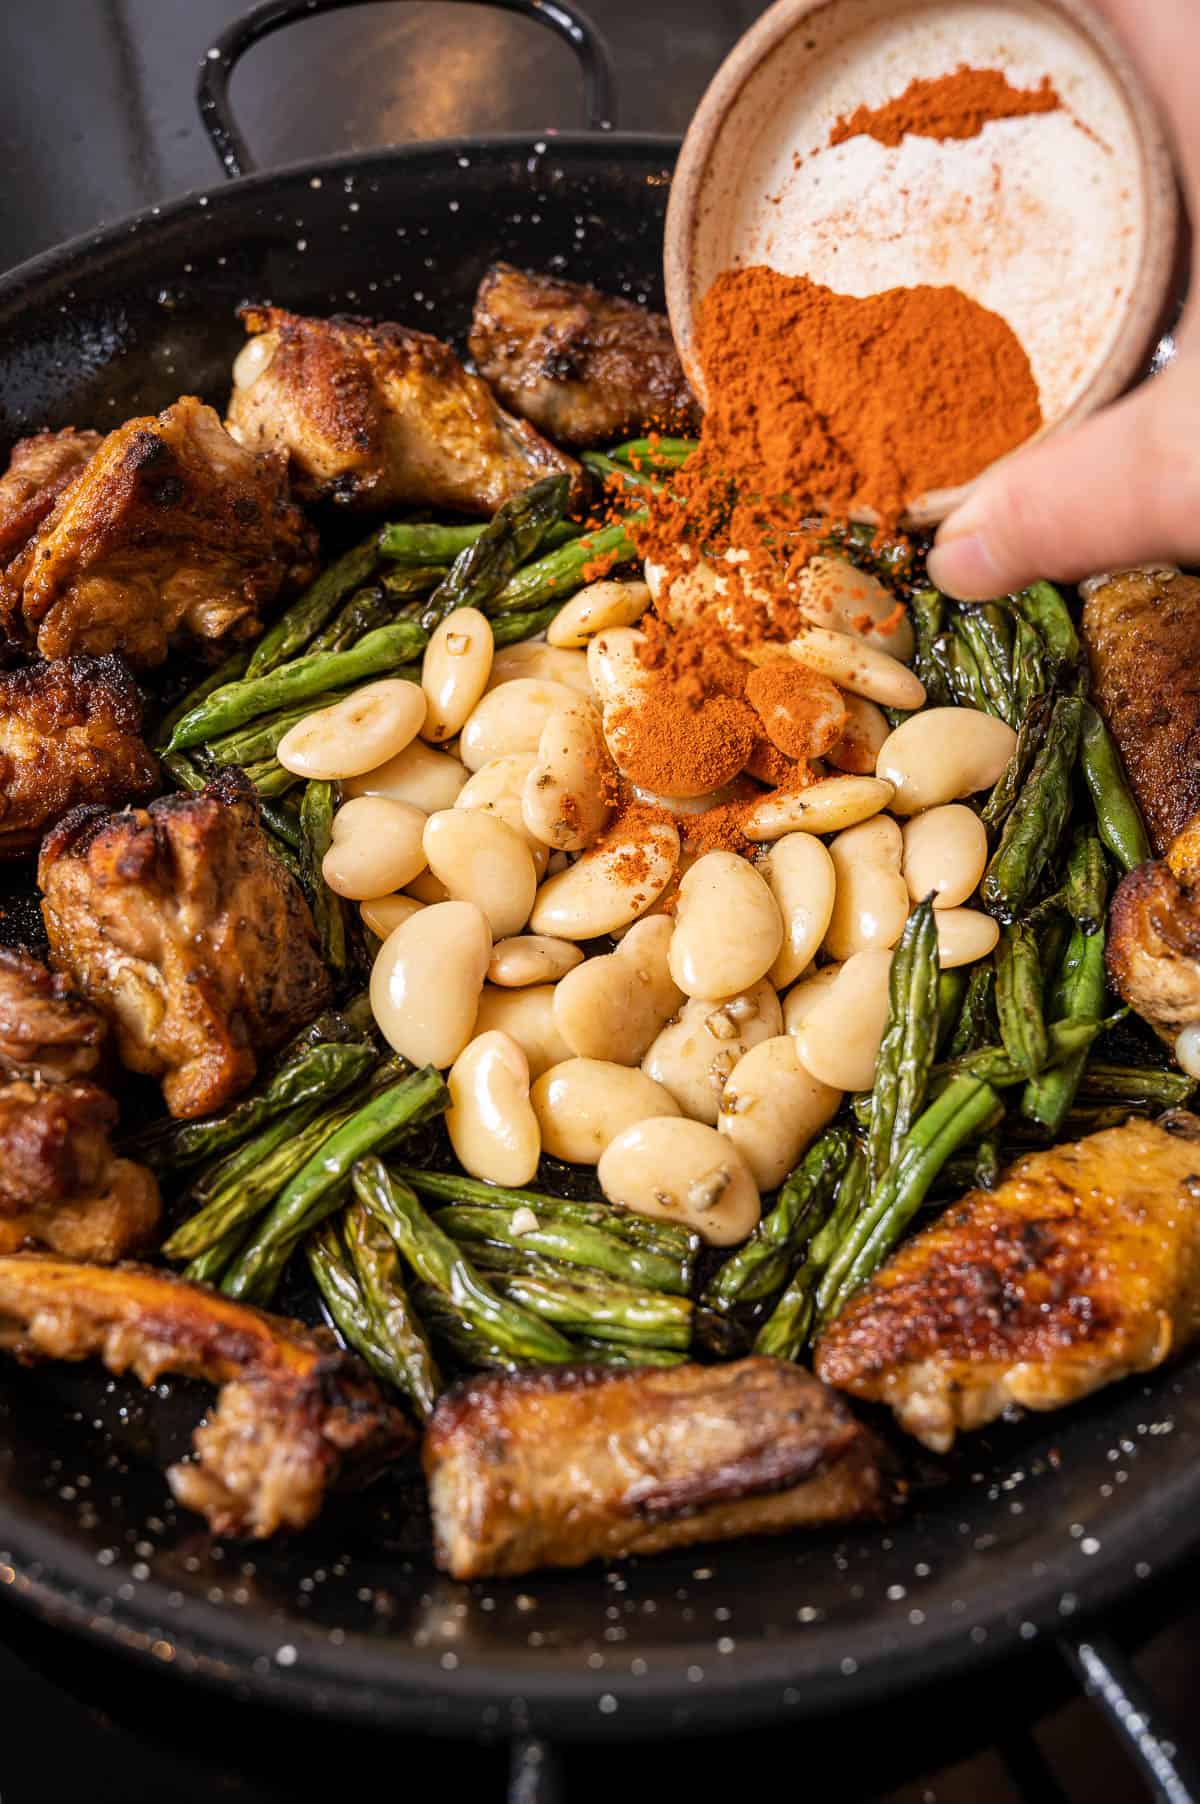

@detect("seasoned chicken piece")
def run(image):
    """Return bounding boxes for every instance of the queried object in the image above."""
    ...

[469,262,699,448]
[0,949,107,1081]
[0,655,158,855]
[225,305,580,515]
[0,427,101,563]
[814,1116,1200,1453]
[1107,816,1200,1031]
[1082,568,1200,855]
[39,769,331,1119]
[0,1254,413,1536]
[424,1357,889,1579]
[0,1081,159,1261]
[4,397,315,668]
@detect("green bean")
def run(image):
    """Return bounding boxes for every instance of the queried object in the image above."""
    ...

[300,780,350,978]
[241,756,301,798]
[207,697,338,767]
[259,798,303,850]
[954,607,1017,724]
[980,692,1052,831]
[343,1199,442,1415]
[867,898,940,1184]
[1012,612,1050,713]
[705,1125,852,1310]
[753,1146,867,1359]
[185,1223,249,1286]
[947,961,996,1058]
[168,623,428,751]
[934,1015,1106,1089]
[1079,702,1151,872]
[937,630,990,712]
[1020,925,1108,1131]
[379,518,578,566]
[995,923,1048,1077]
[581,451,663,493]
[489,603,565,647]
[433,1205,689,1294]
[909,590,951,705]
[390,1167,697,1260]
[608,436,697,468]
[248,531,383,677]
[1066,827,1109,934]
[1014,580,1081,680]
[814,519,918,584]
[419,475,572,630]
[936,968,968,1054]
[818,1076,1005,1322]
[306,1219,398,1382]
[155,647,252,749]
[221,1067,449,1302]
[306,586,396,657]
[159,749,208,793]
[567,1340,688,1368]
[355,1159,574,1367]
[490,514,644,613]
[981,695,1083,920]
[488,1271,692,1349]
[380,565,447,600]
[1076,1063,1196,1106]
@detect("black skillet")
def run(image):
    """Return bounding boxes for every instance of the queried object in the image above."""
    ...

[1,0,1199,1764]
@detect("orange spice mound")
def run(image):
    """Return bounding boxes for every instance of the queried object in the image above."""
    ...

[605,616,758,798]
[744,660,847,761]
[829,66,1061,150]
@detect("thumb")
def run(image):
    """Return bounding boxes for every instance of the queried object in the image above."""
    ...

[925,357,1200,600]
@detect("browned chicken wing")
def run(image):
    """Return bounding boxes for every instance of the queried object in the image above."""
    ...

[39,769,331,1119]
[4,397,315,668]
[0,948,108,1081]
[0,427,101,563]
[1082,568,1200,855]
[0,1254,413,1536]
[469,262,699,448]
[0,1081,159,1261]
[0,654,158,855]
[225,304,580,515]
[1107,816,1200,1031]
[814,1117,1200,1452]
[424,1357,889,1579]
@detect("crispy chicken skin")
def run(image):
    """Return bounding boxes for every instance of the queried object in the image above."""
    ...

[1107,816,1200,1030]
[0,654,158,855]
[423,1357,889,1579]
[39,769,332,1119]
[1082,568,1200,855]
[225,304,580,515]
[0,428,101,562]
[0,1081,159,1261]
[0,949,107,1081]
[0,1255,413,1536]
[4,397,316,668]
[469,262,699,448]
[814,1117,1200,1453]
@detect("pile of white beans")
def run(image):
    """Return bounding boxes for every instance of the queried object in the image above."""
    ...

[276,556,1018,1249]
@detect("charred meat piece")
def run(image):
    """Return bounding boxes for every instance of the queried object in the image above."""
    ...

[1108,817,1200,1032]
[814,1117,1200,1453]
[424,1357,889,1579]
[39,769,332,1119]
[225,304,580,515]
[468,262,699,448]
[0,948,107,1081]
[5,397,316,668]
[1082,568,1200,854]
[0,427,101,563]
[0,1082,159,1261]
[0,654,158,856]
[0,1254,413,1536]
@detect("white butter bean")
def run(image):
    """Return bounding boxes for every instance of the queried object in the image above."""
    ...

[776,625,925,711]
[322,797,428,900]
[743,774,894,842]
[935,907,1001,968]
[718,1036,842,1191]
[643,556,738,634]
[458,678,585,771]
[668,850,783,999]
[902,804,988,909]
[360,893,424,938]
[369,900,491,1068]
[796,555,915,662]
[642,980,782,1125]
[598,1117,760,1246]
[456,752,549,876]
[761,833,837,989]
[824,816,909,959]
[446,1030,540,1187]
[344,736,467,811]
[420,607,494,743]
[552,916,683,1065]
[782,964,843,1038]
[405,868,452,904]
[548,580,651,648]
[793,948,893,1092]
[585,626,649,707]
[522,705,614,851]
[531,1059,680,1164]
[277,679,427,780]
[423,809,536,939]
[529,817,679,940]
[474,983,573,1078]
[488,641,592,694]
[488,935,584,987]
[826,693,891,775]
[876,707,1017,815]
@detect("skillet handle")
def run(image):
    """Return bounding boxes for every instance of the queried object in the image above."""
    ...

[1058,1631,1200,1804]
[197,0,618,180]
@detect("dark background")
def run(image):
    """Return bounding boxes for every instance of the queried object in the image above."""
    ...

[0,3,1197,1798]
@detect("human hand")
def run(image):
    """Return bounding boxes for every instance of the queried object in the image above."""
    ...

[926,0,1200,601]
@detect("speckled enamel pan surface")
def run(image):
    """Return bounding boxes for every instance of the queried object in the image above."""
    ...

[0,139,1199,1739]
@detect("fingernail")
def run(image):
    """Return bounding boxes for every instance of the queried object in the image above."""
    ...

[925,532,1004,601]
